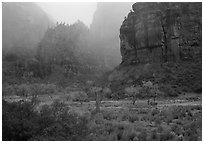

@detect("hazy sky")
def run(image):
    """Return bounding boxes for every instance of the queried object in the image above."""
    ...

[37,2,97,27]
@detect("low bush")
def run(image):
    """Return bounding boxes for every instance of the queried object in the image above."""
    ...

[13,84,31,97]
[2,100,39,141]
[137,108,149,114]
[170,123,183,135]
[151,108,160,116]
[121,128,137,141]
[68,91,89,102]
[2,99,89,141]
[154,116,162,125]
[102,110,118,120]
[150,129,159,140]
[2,95,202,141]
[137,129,147,141]
[40,84,57,94]
[2,84,15,96]
[102,87,112,99]
[161,85,179,97]
[159,131,176,141]
[128,114,139,122]
[3,83,58,97]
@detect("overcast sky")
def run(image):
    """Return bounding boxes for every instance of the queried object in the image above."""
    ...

[37,2,97,27]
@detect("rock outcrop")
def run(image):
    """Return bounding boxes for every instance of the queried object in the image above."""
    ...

[119,2,201,65]
[108,2,202,97]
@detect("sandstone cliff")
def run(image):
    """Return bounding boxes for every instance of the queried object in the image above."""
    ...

[119,2,201,65]
[108,2,202,97]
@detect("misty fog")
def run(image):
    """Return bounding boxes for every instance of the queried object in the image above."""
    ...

[2,2,133,71]
[2,2,202,141]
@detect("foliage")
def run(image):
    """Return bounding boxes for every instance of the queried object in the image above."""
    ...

[125,85,142,104]
[102,87,112,98]
[141,81,160,104]
[2,100,39,141]
[3,83,57,97]
[3,20,104,84]
[68,91,89,103]
[2,84,16,96]
[3,97,201,141]
[2,100,90,141]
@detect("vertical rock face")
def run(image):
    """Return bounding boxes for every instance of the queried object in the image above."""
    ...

[90,2,133,69]
[119,2,202,65]
[108,2,201,95]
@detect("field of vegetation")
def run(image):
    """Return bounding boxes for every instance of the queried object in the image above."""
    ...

[2,81,202,141]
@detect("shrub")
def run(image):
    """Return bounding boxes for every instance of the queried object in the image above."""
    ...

[141,81,161,104]
[93,113,104,124]
[2,84,15,96]
[121,128,137,141]
[137,129,147,141]
[151,108,160,116]
[157,125,164,133]
[150,129,159,140]
[120,112,130,121]
[138,108,149,114]
[128,114,139,123]
[159,131,176,141]
[9,83,58,97]
[102,110,118,120]
[161,85,178,97]
[15,84,32,97]
[68,91,89,102]
[183,122,200,141]
[125,85,142,104]
[2,100,39,141]
[154,116,162,125]
[170,123,182,135]
[102,87,112,98]
[104,122,116,134]
[37,105,55,130]
[41,84,57,94]
[2,99,90,141]
[140,115,149,122]
[29,83,42,97]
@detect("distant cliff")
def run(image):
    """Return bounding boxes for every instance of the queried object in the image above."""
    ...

[90,2,133,69]
[2,2,54,52]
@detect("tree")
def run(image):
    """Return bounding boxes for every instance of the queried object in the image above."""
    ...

[125,85,142,105]
[150,83,160,103]
[142,81,153,105]
[91,86,103,113]
[142,81,160,105]
[30,83,41,106]
[102,87,112,98]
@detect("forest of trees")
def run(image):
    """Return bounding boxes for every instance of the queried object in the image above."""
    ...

[3,21,109,86]
[2,2,134,86]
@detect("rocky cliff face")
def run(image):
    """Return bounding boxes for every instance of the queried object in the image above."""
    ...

[108,2,202,97]
[119,2,201,65]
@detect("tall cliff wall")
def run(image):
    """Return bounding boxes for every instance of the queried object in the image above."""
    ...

[119,2,201,65]
[108,2,202,97]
